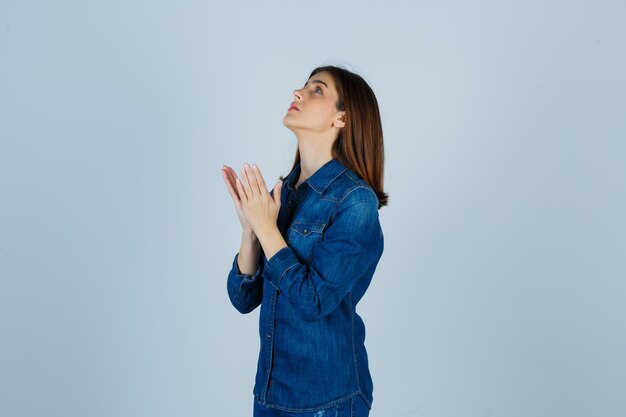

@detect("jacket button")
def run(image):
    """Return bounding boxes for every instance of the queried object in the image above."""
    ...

[266,334,271,339]
[303,229,308,233]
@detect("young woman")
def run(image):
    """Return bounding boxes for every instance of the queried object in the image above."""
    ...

[221,65,388,417]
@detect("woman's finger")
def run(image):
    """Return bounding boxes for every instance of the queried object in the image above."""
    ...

[222,167,240,202]
[251,164,269,199]
[223,166,243,198]
[235,176,247,204]
[245,164,262,199]
[241,166,255,199]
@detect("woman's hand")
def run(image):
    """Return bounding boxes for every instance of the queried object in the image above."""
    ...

[235,163,282,238]
[221,164,254,234]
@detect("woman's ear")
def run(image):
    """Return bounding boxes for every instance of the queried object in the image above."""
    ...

[334,112,346,128]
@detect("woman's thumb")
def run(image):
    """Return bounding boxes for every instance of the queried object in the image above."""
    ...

[274,181,282,207]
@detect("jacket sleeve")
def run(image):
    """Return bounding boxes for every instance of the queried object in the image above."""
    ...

[262,187,384,321]
[226,250,264,314]
[225,187,277,314]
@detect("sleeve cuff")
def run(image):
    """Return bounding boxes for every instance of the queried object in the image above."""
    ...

[262,246,301,292]
[232,252,263,284]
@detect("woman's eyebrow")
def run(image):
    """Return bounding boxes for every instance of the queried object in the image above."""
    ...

[304,79,328,89]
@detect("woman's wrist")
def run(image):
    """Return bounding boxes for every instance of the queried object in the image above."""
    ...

[238,229,262,276]
[242,228,259,245]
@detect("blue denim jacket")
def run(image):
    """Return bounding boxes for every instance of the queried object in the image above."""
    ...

[226,158,384,412]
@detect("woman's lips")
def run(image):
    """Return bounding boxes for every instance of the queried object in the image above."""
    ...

[288,107,299,111]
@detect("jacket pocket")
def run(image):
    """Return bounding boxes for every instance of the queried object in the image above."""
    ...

[288,220,326,263]
[290,219,326,236]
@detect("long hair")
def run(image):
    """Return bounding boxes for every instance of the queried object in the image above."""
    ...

[280,65,389,209]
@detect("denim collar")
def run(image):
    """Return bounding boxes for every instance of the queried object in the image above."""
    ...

[285,158,348,194]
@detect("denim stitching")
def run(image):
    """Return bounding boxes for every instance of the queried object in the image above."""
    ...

[274,261,300,290]
[350,291,362,393]
[263,392,360,413]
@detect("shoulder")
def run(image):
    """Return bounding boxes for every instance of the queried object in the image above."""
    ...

[328,169,379,220]
[337,168,378,204]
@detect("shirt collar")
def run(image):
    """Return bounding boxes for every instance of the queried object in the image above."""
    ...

[285,158,348,194]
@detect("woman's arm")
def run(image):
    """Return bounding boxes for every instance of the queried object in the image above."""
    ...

[222,164,267,313]
[261,187,384,321]
[226,232,264,314]
[237,229,261,275]
[226,186,280,314]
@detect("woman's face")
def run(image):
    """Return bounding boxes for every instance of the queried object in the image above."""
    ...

[283,71,345,135]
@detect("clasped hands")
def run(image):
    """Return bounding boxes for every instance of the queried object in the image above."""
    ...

[221,162,283,239]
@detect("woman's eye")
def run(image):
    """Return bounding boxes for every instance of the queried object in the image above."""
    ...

[315,87,323,94]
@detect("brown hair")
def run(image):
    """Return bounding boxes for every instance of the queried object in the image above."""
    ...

[280,65,389,209]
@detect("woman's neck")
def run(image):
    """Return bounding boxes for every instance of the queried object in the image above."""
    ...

[297,145,333,183]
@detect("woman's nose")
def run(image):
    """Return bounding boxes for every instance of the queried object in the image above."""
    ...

[293,89,302,99]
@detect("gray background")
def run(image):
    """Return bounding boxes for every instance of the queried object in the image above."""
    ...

[1,1,624,416]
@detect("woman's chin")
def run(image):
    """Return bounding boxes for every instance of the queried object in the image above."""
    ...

[282,119,297,131]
